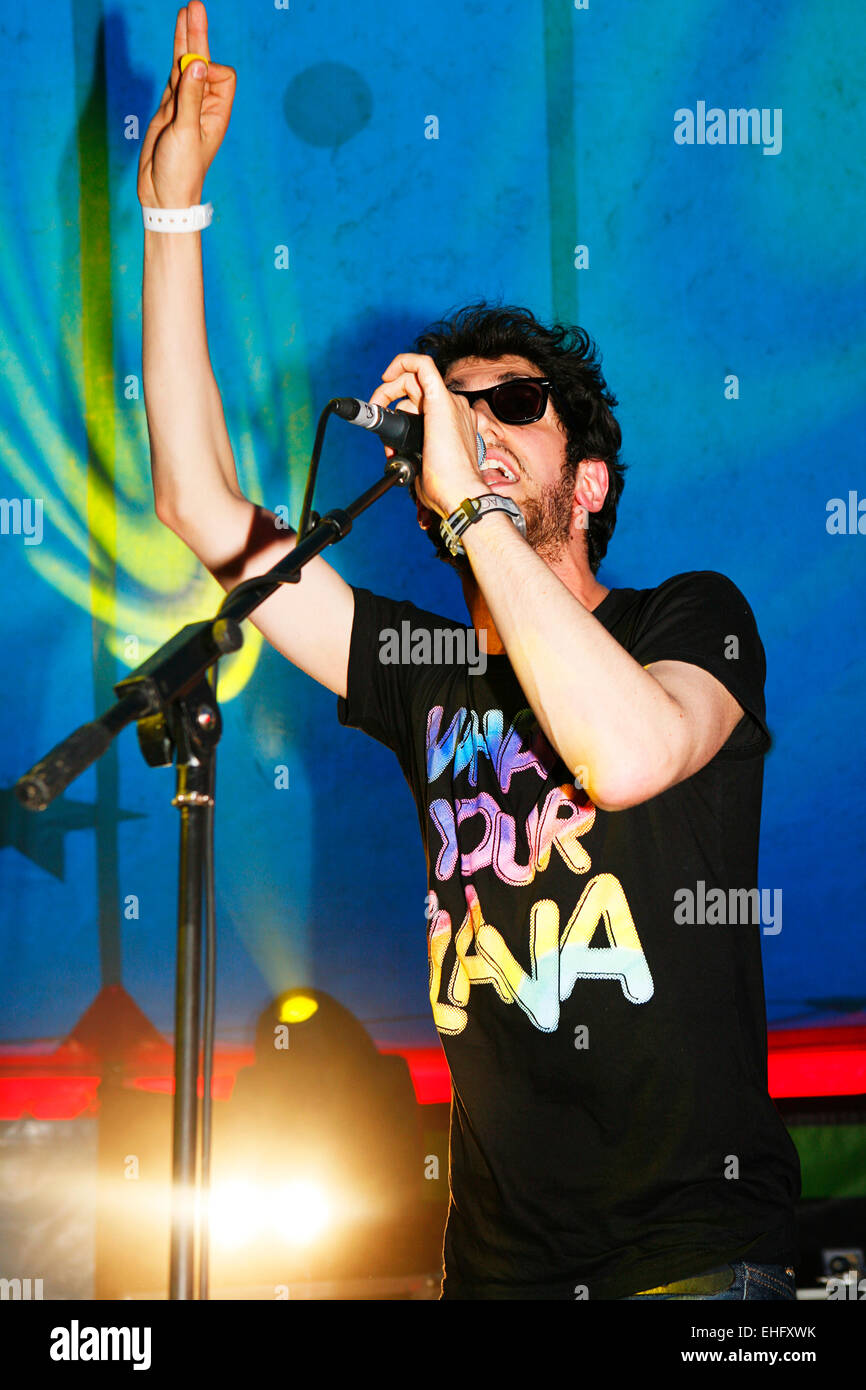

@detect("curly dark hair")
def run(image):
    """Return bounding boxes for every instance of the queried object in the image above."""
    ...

[413,302,626,574]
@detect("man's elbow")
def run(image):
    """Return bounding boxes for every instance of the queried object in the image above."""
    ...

[590,779,655,814]
[569,760,636,814]
[593,783,663,813]
[574,750,681,813]
[153,493,178,531]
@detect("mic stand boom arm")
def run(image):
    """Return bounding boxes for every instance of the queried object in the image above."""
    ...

[15,450,418,1300]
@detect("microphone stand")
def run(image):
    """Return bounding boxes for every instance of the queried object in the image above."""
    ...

[15,449,418,1299]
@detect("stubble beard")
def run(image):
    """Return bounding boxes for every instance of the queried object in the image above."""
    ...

[520,463,579,564]
[434,460,581,573]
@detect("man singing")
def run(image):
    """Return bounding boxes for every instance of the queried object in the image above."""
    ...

[141,2,800,1299]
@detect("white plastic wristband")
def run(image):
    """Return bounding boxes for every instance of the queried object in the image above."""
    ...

[141,202,213,233]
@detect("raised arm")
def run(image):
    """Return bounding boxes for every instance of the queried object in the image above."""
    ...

[139,1,354,697]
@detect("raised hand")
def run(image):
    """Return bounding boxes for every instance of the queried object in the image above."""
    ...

[138,1,236,209]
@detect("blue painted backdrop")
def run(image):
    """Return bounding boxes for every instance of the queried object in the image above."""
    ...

[1,0,863,1052]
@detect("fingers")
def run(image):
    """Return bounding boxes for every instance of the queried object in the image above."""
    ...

[416,500,438,530]
[377,351,454,408]
[380,351,434,376]
[369,380,408,410]
[154,10,185,110]
[369,379,420,413]
[371,357,476,446]
[171,9,184,70]
[372,371,426,412]
[380,352,443,389]
[199,62,236,98]
[174,59,208,131]
[170,8,187,91]
[186,0,211,63]
[169,3,210,98]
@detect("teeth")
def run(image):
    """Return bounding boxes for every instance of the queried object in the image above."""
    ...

[481,460,517,482]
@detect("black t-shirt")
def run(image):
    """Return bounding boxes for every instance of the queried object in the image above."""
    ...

[337,570,801,1299]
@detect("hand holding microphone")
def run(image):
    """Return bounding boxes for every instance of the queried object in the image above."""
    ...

[345,355,491,522]
[330,397,426,458]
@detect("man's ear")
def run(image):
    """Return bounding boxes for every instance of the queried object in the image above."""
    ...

[575,457,609,516]
[416,497,437,531]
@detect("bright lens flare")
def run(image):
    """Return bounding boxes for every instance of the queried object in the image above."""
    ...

[274,1180,332,1246]
[208,1178,332,1248]
[208,1179,261,1249]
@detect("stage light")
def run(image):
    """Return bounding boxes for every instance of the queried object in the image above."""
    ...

[207,988,426,1288]
[208,1179,261,1249]
[272,1179,332,1246]
[208,1176,334,1251]
[278,994,319,1025]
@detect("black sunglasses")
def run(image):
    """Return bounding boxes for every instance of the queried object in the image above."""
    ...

[447,376,552,425]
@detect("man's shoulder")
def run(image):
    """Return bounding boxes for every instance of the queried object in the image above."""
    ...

[602,569,770,754]
[629,569,752,604]
[600,568,767,679]
[602,569,759,630]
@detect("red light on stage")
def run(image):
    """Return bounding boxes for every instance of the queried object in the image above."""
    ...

[0,1075,101,1121]
[2,1024,865,1119]
[768,1025,866,1099]
[379,1046,451,1105]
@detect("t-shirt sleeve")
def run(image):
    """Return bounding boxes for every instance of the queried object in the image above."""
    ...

[336,585,429,776]
[626,570,771,758]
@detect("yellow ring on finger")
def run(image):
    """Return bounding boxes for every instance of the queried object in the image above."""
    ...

[180,52,208,74]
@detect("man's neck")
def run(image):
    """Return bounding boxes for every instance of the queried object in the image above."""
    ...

[461,550,610,656]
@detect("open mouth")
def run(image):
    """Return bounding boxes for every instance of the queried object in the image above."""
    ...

[480,456,519,485]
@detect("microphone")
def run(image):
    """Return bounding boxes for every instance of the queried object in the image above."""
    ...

[331,398,424,457]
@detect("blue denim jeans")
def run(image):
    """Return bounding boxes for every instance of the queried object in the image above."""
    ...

[621,1261,797,1300]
